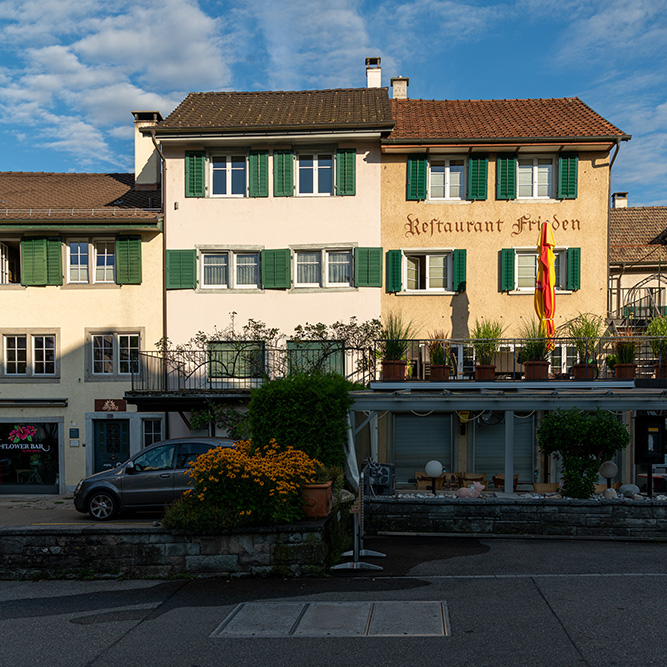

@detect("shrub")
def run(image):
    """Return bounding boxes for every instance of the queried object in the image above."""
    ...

[248,372,356,467]
[537,409,630,499]
[163,439,320,532]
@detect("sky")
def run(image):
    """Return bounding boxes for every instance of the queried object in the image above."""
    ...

[1,0,666,206]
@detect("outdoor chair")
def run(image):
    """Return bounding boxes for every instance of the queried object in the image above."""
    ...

[492,474,519,492]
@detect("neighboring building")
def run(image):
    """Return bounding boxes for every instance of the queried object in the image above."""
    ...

[609,195,667,324]
[0,172,164,493]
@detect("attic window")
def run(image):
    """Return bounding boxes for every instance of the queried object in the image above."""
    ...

[111,199,124,205]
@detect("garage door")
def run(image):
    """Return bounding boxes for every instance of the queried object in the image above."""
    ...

[393,414,453,484]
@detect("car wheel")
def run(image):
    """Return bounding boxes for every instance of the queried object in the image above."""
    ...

[87,491,118,520]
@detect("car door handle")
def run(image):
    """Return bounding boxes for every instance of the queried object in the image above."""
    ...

[160,473,170,478]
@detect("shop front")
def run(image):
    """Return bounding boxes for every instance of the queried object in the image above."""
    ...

[0,420,61,493]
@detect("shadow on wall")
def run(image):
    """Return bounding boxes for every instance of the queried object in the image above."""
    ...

[450,288,470,338]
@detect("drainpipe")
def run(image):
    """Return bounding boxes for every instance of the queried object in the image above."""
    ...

[607,138,622,321]
[150,130,169,439]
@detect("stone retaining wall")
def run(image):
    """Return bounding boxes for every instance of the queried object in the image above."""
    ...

[0,520,337,580]
[365,496,667,539]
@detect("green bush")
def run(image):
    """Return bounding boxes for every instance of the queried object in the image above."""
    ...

[248,372,356,467]
[537,409,630,499]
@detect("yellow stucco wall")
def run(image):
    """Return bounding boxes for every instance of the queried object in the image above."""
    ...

[381,151,611,337]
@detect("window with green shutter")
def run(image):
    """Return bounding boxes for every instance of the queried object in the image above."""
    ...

[354,247,383,287]
[386,249,402,292]
[335,149,356,196]
[407,155,427,200]
[166,249,197,289]
[558,154,578,199]
[496,156,517,200]
[467,156,488,200]
[500,248,516,291]
[115,236,142,285]
[248,150,269,197]
[21,237,62,286]
[261,248,291,289]
[184,151,206,198]
[453,249,467,291]
[567,247,581,290]
[273,150,294,197]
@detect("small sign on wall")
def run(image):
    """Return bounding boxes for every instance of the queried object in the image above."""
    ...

[94,399,127,412]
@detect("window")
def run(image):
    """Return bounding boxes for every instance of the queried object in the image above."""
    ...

[297,153,333,195]
[405,253,450,291]
[293,249,353,288]
[211,155,247,196]
[501,248,580,291]
[133,444,175,472]
[94,240,115,282]
[429,158,465,200]
[90,332,141,377]
[143,419,163,447]
[387,249,466,293]
[202,253,229,288]
[65,237,141,285]
[0,241,21,284]
[287,340,345,374]
[208,341,265,379]
[68,241,89,283]
[2,333,57,377]
[517,157,554,199]
[199,251,260,289]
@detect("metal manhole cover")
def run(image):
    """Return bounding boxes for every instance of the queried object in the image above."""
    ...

[211,601,450,638]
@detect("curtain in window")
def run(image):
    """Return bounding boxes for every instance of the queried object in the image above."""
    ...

[328,251,351,284]
[236,254,258,286]
[297,252,321,284]
[203,254,228,286]
[429,256,447,289]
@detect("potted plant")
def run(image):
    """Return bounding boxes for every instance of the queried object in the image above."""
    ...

[379,312,414,381]
[518,320,550,380]
[613,333,637,379]
[427,330,451,381]
[566,313,607,380]
[646,315,667,378]
[471,318,504,380]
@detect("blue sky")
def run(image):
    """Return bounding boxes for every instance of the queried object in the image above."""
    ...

[1,0,666,205]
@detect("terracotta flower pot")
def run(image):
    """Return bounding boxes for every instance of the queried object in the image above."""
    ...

[572,363,595,380]
[654,363,667,379]
[523,360,549,380]
[302,481,333,519]
[475,364,495,381]
[614,363,636,379]
[430,364,450,381]
[381,359,407,381]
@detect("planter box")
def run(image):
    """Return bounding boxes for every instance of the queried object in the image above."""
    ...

[430,364,451,381]
[614,363,637,379]
[381,360,407,381]
[302,481,333,519]
[523,360,549,380]
[475,364,495,381]
[573,363,596,380]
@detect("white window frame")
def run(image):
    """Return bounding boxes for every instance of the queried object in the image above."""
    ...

[403,251,453,292]
[517,156,554,199]
[201,252,230,289]
[295,250,322,287]
[198,250,261,290]
[4,335,27,376]
[296,153,334,196]
[142,418,163,447]
[32,335,56,376]
[428,157,466,200]
[93,239,115,284]
[325,249,353,287]
[91,332,141,377]
[118,334,140,375]
[292,248,354,288]
[67,239,90,284]
[2,332,58,378]
[514,248,566,292]
[233,252,260,289]
[210,154,248,197]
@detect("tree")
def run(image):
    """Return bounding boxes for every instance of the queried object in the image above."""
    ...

[537,409,630,499]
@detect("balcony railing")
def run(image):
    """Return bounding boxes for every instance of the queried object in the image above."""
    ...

[609,286,665,322]
[128,335,667,393]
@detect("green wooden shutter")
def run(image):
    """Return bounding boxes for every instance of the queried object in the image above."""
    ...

[261,248,291,289]
[335,148,356,196]
[558,154,578,199]
[273,150,294,197]
[21,237,62,286]
[184,151,206,198]
[567,247,581,290]
[115,236,142,285]
[287,341,345,375]
[406,155,427,200]
[248,150,269,197]
[354,247,383,287]
[453,249,467,291]
[467,156,488,200]
[166,249,197,289]
[500,248,515,291]
[496,156,517,200]
[386,249,402,292]
[209,341,265,378]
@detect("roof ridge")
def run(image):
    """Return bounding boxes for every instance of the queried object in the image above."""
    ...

[186,87,387,96]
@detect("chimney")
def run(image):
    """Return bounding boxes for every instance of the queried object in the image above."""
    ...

[132,111,163,191]
[365,57,381,88]
[612,192,628,209]
[391,76,409,100]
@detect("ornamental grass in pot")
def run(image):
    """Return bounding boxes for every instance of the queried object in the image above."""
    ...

[566,313,607,380]
[471,318,504,380]
[646,315,667,377]
[379,312,414,381]
[427,330,451,381]
[612,333,638,379]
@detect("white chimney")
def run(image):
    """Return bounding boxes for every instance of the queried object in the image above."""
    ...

[132,111,163,190]
[365,57,381,88]
[391,76,409,100]
[612,192,628,209]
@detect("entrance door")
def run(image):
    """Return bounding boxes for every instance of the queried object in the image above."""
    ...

[94,420,130,473]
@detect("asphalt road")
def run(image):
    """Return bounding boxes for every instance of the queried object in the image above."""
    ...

[2,533,667,666]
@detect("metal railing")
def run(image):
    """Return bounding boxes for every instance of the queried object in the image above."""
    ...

[609,286,665,322]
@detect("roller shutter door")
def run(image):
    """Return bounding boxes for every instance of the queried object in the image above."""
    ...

[473,415,534,482]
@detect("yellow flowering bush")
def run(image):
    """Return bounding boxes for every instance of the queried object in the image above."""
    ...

[163,439,321,532]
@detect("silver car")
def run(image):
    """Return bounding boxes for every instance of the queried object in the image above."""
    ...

[73,437,235,520]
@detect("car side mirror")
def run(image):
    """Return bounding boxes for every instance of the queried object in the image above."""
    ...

[125,460,136,473]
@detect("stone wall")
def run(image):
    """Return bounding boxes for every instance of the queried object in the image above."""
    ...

[0,520,337,580]
[365,496,667,538]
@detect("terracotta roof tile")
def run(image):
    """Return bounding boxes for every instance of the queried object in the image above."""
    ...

[158,88,394,132]
[0,172,161,221]
[387,97,627,142]
[610,207,667,264]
